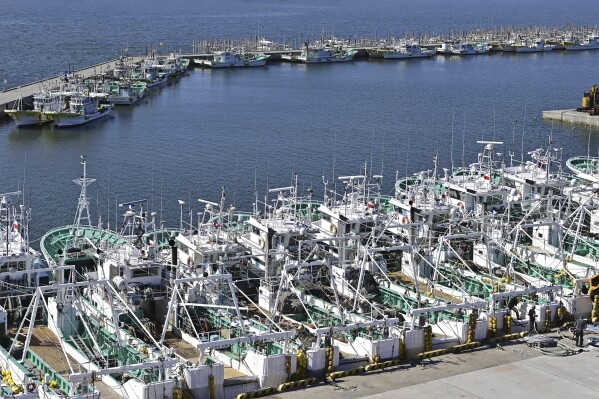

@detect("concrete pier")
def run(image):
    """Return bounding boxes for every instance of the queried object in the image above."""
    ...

[273,338,599,399]
[542,109,599,128]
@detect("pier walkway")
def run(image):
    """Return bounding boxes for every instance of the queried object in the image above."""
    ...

[0,57,142,113]
[274,338,599,399]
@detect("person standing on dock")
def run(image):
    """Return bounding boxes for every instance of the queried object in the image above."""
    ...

[528,305,537,333]
[575,316,587,347]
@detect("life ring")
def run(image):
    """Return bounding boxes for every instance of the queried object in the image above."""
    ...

[258,237,265,249]
[402,216,408,224]
[330,224,338,235]
[27,382,36,392]
[458,202,465,209]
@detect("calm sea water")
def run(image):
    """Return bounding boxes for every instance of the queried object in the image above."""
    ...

[0,0,598,243]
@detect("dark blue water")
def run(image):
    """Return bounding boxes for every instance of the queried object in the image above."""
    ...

[2,0,599,86]
[0,1,598,243]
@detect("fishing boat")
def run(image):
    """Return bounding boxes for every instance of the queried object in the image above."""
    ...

[4,88,64,126]
[282,43,356,63]
[450,42,479,55]
[132,51,169,88]
[0,191,56,324]
[372,42,436,59]
[133,65,168,88]
[566,156,599,183]
[565,36,599,51]
[46,93,112,127]
[158,52,189,76]
[514,39,554,53]
[106,80,147,105]
[500,40,517,52]
[194,52,270,68]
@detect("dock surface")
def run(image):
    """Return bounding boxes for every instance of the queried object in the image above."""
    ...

[542,109,599,127]
[273,338,598,399]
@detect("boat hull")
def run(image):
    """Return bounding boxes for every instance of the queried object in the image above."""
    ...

[514,47,552,53]
[107,98,139,105]
[4,110,50,126]
[47,107,112,127]
[451,50,478,55]
[194,58,268,68]
[140,76,168,89]
[565,44,599,51]
[107,94,143,106]
[299,56,354,63]
[367,49,386,58]
[383,52,433,59]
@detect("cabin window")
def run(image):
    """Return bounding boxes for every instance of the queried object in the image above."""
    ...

[432,215,445,224]
[538,233,543,238]
[486,196,503,205]
[132,267,159,278]
[289,235,305,248]
[359,222,375,233]
[449,189,463,201]
[17,262,26,271]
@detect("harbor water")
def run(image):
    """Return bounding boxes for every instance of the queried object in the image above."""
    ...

[0,0,599,243]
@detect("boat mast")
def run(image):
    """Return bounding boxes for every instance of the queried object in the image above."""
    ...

[73,156,96,235]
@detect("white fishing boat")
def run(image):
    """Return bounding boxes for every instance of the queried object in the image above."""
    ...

[566,156,599,184]
[0,191,56,325]
[500,40,517,52]
[158,52,189,76]
[282,43,356,63]
[514,39,554,53]
[4,88,63,126]
[450,42,479,55]
[132,50,169,88]
[46,93,112,127]
[565,36,599,51]
[137,65,168,88]
[380,42,436,59]
[194,52,270,68]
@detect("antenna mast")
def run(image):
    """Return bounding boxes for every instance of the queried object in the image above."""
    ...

[73,156,96,232]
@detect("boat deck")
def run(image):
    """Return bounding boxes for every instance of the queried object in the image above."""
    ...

[163,332,247,379]
[387,271,463,303]
[27,326,118,399]
[28,326,73,378]
[163,331,200,362]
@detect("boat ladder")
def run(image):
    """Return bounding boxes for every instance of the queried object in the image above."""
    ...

[69,334,109,368]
